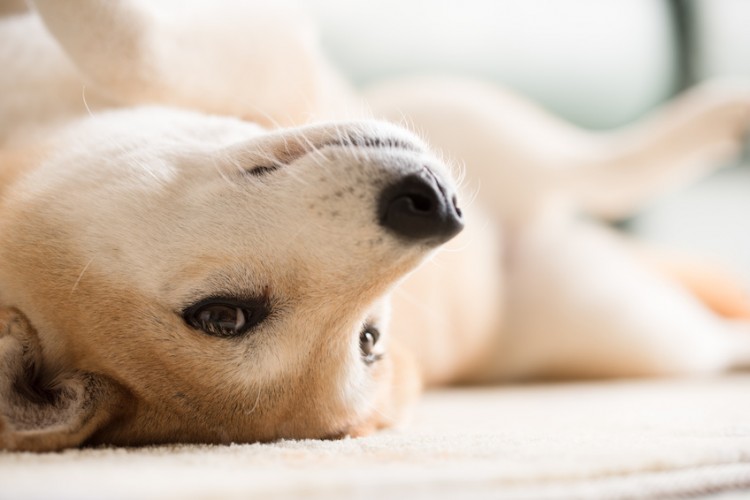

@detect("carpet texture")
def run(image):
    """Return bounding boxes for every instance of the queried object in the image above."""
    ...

[2,376,750,499]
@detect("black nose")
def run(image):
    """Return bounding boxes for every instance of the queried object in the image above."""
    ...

[378,168,464,244]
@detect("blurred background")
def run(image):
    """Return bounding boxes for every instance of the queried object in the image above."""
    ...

[303,0,750,285]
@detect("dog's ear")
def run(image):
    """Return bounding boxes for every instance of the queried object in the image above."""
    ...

[0,307,124,451]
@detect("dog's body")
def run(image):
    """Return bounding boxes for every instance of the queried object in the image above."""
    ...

[2,1,750,451]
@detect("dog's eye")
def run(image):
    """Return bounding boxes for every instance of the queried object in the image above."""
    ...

[359,325,382,364]
[183,298,269,337]
[247,165,281,177]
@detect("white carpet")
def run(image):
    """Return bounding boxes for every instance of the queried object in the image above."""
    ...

[2,375,750,499]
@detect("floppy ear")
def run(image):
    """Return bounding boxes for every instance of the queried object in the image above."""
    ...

[0,307,125,451]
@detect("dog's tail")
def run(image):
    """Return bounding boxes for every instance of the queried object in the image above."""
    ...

[639,247,750,370]
[642,250,750,320]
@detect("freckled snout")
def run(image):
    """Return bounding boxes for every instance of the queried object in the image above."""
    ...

[378,167,464,244]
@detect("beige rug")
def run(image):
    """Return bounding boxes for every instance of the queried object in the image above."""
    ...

[2,376,750,499]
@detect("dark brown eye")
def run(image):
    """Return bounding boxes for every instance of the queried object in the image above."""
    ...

[183,297,269,337]
[359,325,382,364]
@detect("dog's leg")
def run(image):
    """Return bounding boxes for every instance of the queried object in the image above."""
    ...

[567,81,750,219]
[30,0,157,101]
[367,78,750,220]
[31,0,350,126]
[483,213,750,380]
[0,0,26,16]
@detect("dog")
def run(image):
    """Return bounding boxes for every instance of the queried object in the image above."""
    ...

[2,1,750,452]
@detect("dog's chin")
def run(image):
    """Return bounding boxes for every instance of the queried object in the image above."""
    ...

[85,350,421,446]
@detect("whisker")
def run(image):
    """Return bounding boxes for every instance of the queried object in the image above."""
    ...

[69,257,95,297]
[245,385,262,416]
[81,85,95,118]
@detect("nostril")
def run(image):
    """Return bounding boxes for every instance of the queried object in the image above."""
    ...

[405,193,435,214]
[451,195,462,218]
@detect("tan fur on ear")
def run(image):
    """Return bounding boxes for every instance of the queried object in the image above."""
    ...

[0,307,127,451]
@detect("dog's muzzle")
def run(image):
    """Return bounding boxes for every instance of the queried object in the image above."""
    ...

[378,167,464,245]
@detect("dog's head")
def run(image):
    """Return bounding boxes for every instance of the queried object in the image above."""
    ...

[0,109,463,450]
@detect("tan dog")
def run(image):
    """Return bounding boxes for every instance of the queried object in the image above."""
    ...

[1,1,750,452]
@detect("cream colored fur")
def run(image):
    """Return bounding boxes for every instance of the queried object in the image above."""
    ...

[1,1,749,451]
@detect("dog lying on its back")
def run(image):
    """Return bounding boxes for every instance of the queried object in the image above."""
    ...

[1,1,750,451]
